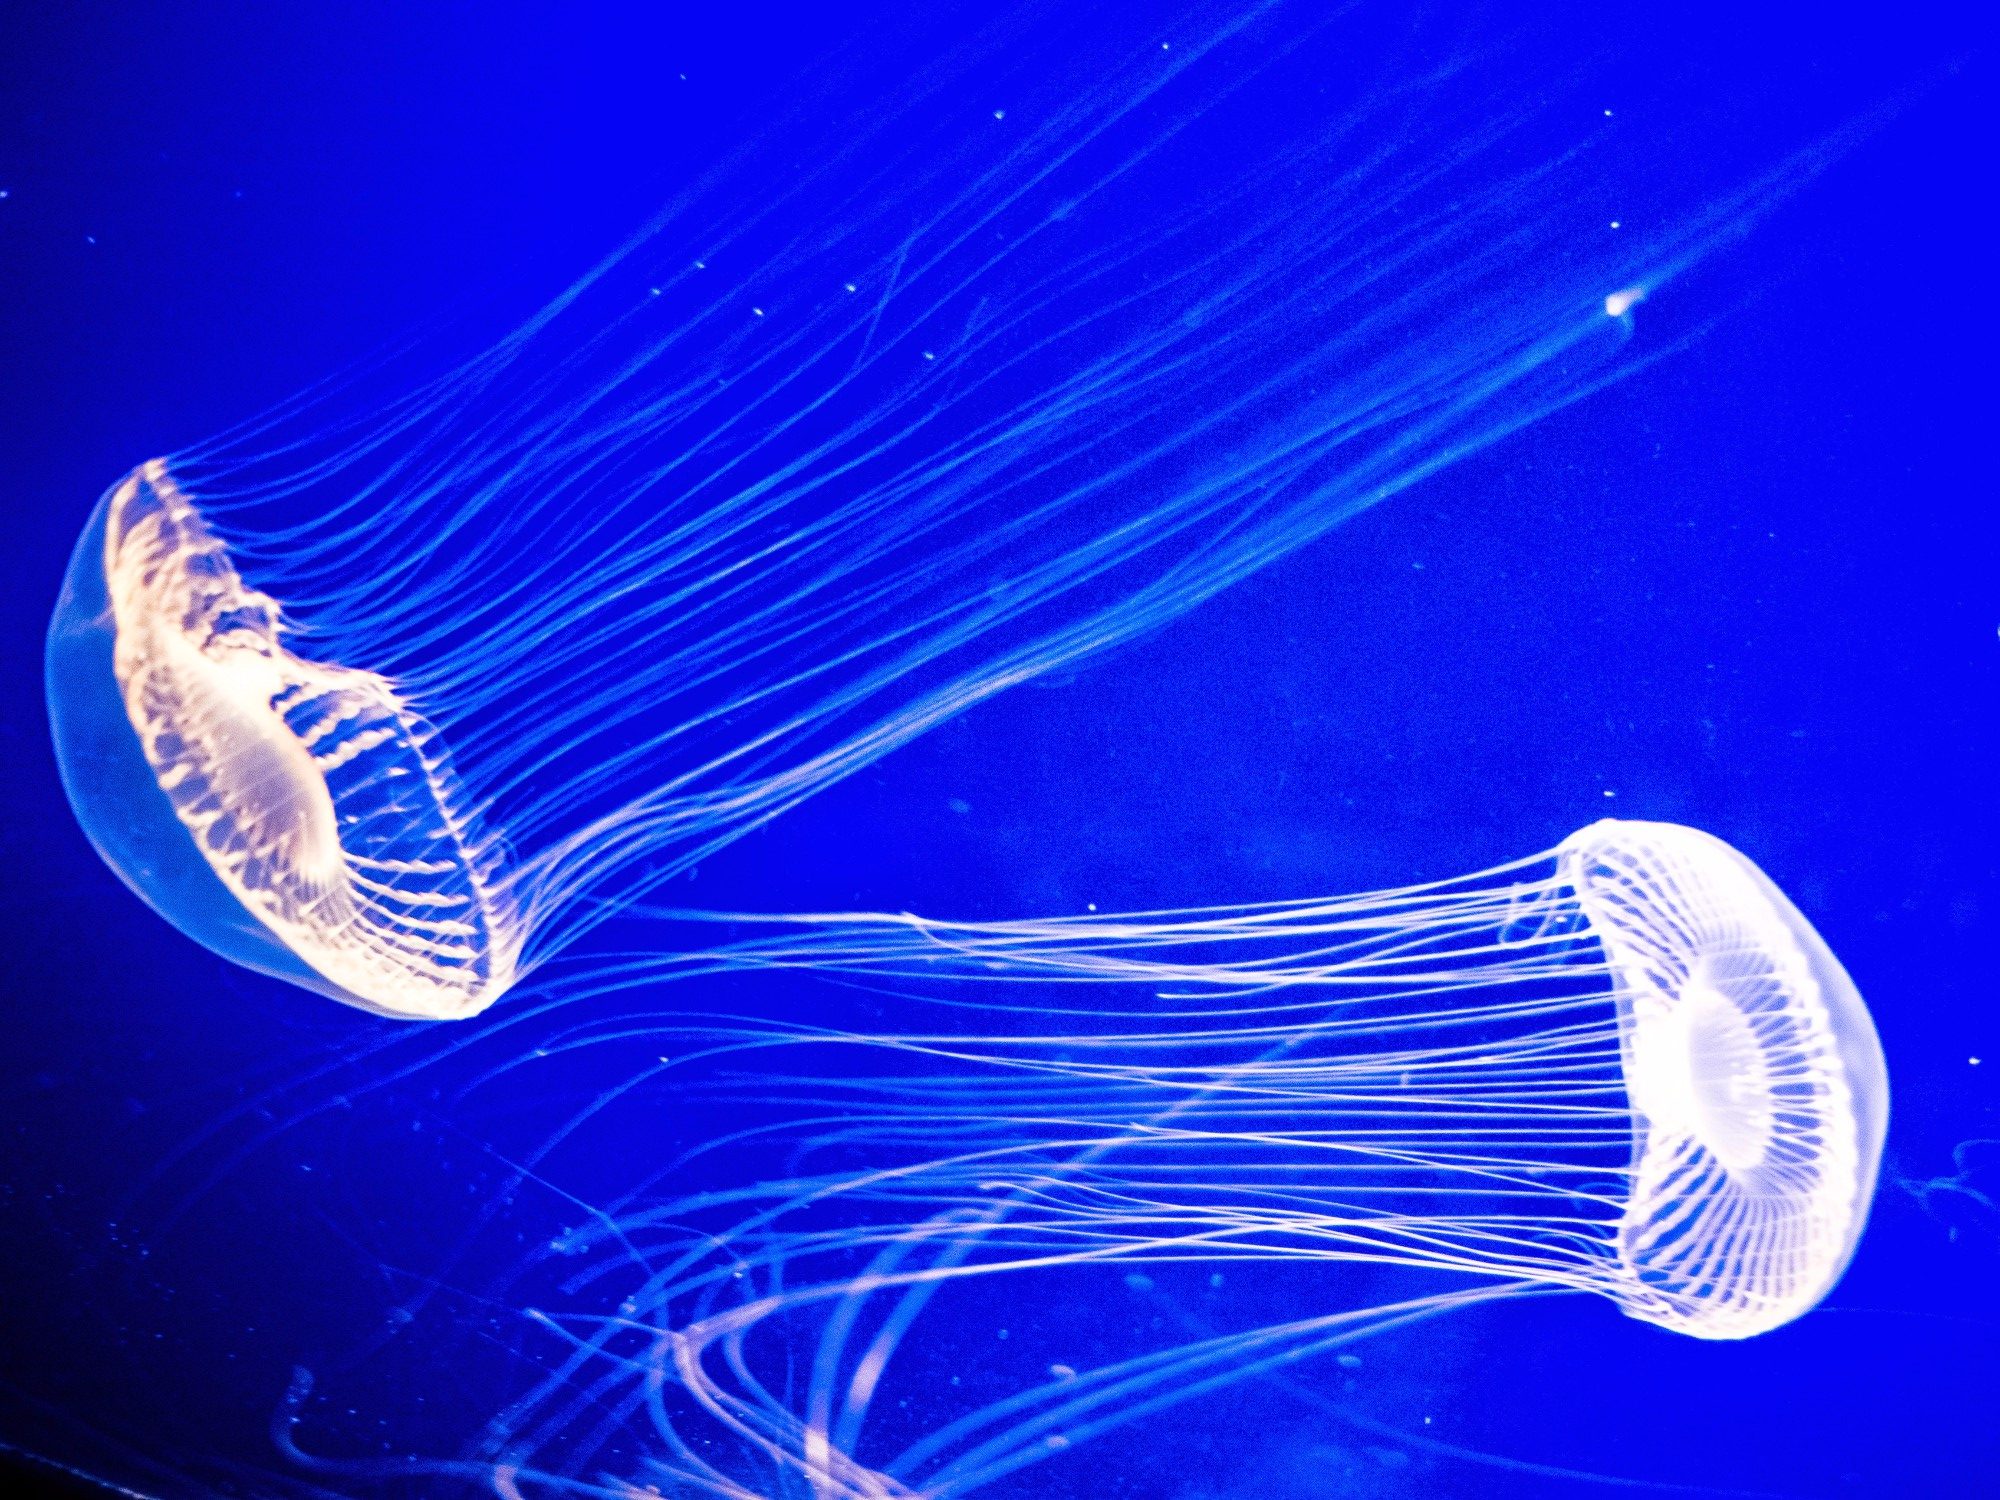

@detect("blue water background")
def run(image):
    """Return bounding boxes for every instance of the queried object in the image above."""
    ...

[0,2,1993,1495]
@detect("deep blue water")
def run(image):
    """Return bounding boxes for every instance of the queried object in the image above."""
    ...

[1,2,1994,1496]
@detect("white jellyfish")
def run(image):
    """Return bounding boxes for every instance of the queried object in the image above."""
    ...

[396,819,1887,1496]
[46,2,1837,1020]
[48,462,515,1013]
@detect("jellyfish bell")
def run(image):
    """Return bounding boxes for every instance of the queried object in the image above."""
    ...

[1558,819,1889,1339]
[46,459,518,1019]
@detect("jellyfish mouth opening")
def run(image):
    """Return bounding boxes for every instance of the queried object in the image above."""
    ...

[1625,972,1778,1175]
[100,459,518,1019]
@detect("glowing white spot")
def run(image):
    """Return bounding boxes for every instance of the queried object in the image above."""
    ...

[1605,286,1646,318]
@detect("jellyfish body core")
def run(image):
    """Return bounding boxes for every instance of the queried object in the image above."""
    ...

[47,460,517,1018]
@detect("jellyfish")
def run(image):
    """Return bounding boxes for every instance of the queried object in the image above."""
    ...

[45,1,1842,1021]
[290,819,1881,1496]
